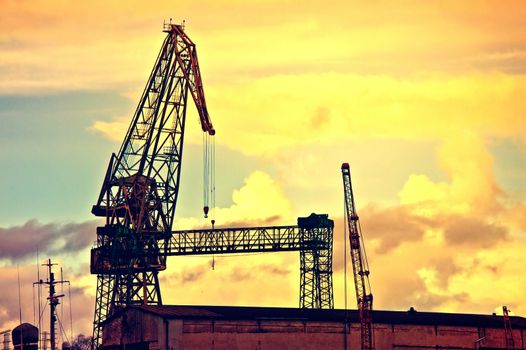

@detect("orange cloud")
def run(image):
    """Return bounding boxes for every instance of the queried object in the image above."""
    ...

[92,72,526,157]
[2,0,526,93]
[2,0,525,330]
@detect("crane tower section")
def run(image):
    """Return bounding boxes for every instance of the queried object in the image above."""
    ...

[90,23,214,348]
[503,306,516,350]
[342,163,374,350]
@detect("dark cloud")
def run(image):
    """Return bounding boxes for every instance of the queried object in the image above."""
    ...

[229,264,291,282]
[359,204,430,253]
[160,262,212,286]
[441,216,508,248]
[230,266,251,282]
[0,38,27,50]
[374,269,471,312]
[430,258,461,289]
[412,291,470,311]
[314,211,426,272]
[181,263,211,285]
[467,48,526,75]
[0,219,98,262]
[259,264,290,276]
[462,257,501,277]
[160,258,292,296]
[340,203,510,255]
[330,202,512,313]
[377,276,426,310]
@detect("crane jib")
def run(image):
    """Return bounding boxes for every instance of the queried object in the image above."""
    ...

[342,163,375,350]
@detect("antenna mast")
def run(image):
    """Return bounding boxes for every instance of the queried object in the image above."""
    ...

[33,259,70,350]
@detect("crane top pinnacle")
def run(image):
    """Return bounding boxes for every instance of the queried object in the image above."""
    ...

[163,19,186,33]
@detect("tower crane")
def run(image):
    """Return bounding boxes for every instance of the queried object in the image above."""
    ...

[503,306,516,350]
[90,23,215,348]
[341,163,374,350]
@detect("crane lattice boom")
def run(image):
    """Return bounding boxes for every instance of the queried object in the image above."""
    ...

[90,23,214,349]
[503,306,516,350]
[342,163,374,350]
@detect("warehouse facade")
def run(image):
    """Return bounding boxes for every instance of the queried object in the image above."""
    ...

[101,305,526,350]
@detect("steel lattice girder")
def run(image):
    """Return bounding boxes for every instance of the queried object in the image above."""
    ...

[165,214,334,309]
[91,217,335,311]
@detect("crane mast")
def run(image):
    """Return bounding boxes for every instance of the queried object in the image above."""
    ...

[341,163,374,350]
[503,306,516,350]
[90,23,214,349]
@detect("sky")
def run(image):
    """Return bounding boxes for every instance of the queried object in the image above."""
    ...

[1,0,526,340]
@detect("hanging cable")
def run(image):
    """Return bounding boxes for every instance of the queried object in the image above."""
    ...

[39,300,49,326]
[61,267,64,343]
[56,311,70,344]
[203,131,216,221]
[37,249,42,349]
[344,203,348,310]
[203,132,210,218]
[211,134,216,227]
[203,132,206,216]
[358,221,372,292]
[38,280,42,349]
[68,283,73,343]
[17,264,22,324]
[32,284,36,325]
[38,299,49,350]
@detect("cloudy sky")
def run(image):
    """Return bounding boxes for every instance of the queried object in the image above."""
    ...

[1,0,525,339]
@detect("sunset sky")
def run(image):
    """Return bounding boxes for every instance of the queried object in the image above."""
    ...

[1,0,525,339]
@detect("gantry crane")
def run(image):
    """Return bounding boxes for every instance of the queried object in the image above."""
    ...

[341,163,374,350]
[93,213,335,310]
[90,23,334,349]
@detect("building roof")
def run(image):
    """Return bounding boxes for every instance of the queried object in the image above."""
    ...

[104,305,526,329]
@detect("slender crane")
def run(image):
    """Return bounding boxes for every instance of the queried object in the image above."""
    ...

[90,23,215,348]
[341,163,374,350]
[503,306,516,350]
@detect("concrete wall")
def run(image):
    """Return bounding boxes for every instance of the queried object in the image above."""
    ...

[103,311,526,350]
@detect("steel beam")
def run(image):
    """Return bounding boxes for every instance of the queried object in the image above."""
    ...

[161,215,334,309]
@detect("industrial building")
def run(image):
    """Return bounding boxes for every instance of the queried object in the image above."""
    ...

[101,305,526,350]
